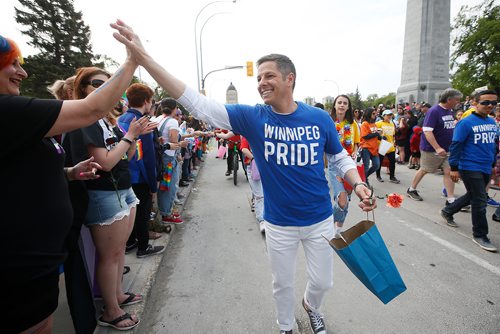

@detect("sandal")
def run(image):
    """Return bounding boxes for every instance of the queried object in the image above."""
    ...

[148,231,162,240]
[120,292,143,306]
[101,292,143,312]
[97,312,140,331]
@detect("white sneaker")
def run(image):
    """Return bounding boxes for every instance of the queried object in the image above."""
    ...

[259,221,265,234]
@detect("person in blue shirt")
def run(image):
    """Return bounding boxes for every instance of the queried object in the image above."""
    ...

[441,89,498,252]
[111,21,376,334]
[119,83,165,258]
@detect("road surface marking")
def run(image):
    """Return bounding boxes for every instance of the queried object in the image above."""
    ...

[411,227,500,277]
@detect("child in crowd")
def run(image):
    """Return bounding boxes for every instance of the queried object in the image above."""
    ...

[408,126,422,170]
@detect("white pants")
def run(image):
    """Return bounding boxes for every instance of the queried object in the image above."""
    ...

[265,216,334,331]
[247,168,264,222]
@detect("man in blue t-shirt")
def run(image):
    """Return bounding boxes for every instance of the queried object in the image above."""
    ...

[121,39,376,333]
[441,90,498,252]
[406,88,462,203]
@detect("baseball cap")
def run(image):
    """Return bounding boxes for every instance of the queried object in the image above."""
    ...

[382,110,393,116]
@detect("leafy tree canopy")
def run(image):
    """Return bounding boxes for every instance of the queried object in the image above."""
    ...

[451,0,500,96]
[15,0,100,97]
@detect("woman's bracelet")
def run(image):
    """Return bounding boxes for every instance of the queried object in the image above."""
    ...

[353,181,368,191]
[121,137,134,145]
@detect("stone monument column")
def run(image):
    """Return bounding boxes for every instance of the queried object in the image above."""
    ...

[397,0,451,105]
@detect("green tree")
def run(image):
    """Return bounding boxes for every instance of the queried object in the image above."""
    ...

[15,0,98,97]
[365,93,379,108]
[374,92,396,109]
[451,0,500,96]
[350,87,363,110]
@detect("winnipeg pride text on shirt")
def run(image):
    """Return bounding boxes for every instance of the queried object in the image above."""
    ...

[471,123,497,144]
[264,124,321,166]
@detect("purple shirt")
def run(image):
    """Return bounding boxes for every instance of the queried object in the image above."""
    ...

[420,104,455,152]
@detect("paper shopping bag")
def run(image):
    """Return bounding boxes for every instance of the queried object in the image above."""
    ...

[378,139,393,156]
[326,219,406,304]
[217,145,227,159]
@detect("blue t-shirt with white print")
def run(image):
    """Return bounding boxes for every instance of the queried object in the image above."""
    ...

[449,113,496,174]
[226,102,343,227]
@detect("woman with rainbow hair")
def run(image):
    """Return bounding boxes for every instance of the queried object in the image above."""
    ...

[0,23,141,333]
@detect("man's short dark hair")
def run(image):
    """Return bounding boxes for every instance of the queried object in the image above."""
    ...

[314,102,324,110]
[423,103,432,108]
[474,89,497,101]
[256,54,296,89]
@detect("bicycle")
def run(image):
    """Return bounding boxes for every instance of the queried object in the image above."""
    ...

[226,139,247,186]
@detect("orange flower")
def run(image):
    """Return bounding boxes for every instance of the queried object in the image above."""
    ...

[386,193,404,208]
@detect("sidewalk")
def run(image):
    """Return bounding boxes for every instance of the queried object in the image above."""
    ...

[52,159,204,334]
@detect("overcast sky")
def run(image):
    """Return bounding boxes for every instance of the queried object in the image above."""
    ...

[2,0,481,104]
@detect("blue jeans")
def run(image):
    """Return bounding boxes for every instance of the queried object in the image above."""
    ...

[442,170,489,237]
[157,155,180,216]
[360,148,380,180]
[327,164,349,224]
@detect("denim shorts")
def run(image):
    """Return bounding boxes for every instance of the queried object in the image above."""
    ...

[85,188,139,226]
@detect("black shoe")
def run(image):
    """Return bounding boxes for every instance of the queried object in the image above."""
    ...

[302,298,326,334]
[225,170,231,176]
[389,177,400,184]
[441,209,458,227]
[406,188,423,201]
[492,214,500,222]
[472,236,498,252]
[179,181,189,187]
[376,176,384,182]
[137,244,165,258]
[280,331,292,334]
[125,240,138,254]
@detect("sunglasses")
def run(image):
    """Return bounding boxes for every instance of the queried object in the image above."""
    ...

[85,79,105,88]
[478,100,498,106]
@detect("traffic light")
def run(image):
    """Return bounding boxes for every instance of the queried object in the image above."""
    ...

[246,61,253,77]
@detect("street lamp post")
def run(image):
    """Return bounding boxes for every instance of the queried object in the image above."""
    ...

[324,79,340,96]
[199,12,230,87]
[201,66,244,95]
[194,0,237,92]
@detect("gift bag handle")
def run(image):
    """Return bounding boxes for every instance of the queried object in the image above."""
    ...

[361,185,376,223]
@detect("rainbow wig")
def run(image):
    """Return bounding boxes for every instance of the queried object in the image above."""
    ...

[0,35,23,70]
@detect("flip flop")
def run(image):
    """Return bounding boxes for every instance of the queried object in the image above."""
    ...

[120,292,143,306]
[97,312,140,331]
[101,292,143,312]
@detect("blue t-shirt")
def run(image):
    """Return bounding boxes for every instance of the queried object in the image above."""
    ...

[449,113,496,174]
[420,104,455,152]
[226,102,343,226]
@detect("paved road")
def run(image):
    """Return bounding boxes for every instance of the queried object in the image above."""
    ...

[140,149,500,334]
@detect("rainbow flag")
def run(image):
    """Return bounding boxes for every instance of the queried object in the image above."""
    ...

[159,162,173,191]
[136,139,143,160]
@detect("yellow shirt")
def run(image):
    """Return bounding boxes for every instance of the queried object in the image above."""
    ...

[376,120,396,153]
[335,120,360,155]
[461,107,476,119]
